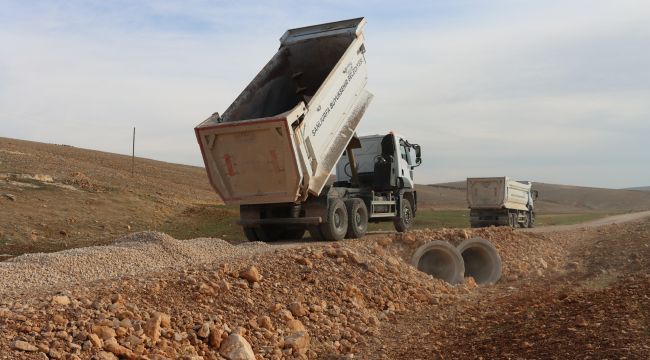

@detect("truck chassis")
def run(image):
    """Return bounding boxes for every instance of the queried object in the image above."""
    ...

[470,208,534,228]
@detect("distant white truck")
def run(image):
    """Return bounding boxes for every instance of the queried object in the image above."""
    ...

[466,177,538,228]
[195,18,422,241]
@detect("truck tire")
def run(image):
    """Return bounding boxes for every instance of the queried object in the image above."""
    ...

[254,225,282,242]
[345,198,368,239]
[281,227,306,240]
[243,227,259,241]
[528,212,535,228]
[319,198,348,241]
[394,199,413,232]
[521,211,530,228]
[256,226,305,242]
[508,212,517,228]
[308,226,324,241]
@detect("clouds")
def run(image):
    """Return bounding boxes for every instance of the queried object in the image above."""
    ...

[359,0,650,187]
[0,0,648,187]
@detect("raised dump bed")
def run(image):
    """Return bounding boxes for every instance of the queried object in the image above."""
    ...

[195,18,372,205]
[467,177,531,211]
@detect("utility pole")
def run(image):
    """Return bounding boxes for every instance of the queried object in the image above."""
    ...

[132,127,135,176]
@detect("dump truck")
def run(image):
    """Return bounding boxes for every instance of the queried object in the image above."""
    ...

[195,17,422,241]
[466,177,538,228]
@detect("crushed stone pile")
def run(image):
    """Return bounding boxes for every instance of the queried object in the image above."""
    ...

[2,221,647,359]
[0,234,470,359]
[0,231,270,295]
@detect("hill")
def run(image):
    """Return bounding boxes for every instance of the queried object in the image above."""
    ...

[0,137,221,256]
[4,137,650,256]
[626,186,650,192]
[418,181,650,213]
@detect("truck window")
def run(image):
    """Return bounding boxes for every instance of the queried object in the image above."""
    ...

[400,144,410,163]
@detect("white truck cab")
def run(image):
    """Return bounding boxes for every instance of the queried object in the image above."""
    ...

[335,133,420,190]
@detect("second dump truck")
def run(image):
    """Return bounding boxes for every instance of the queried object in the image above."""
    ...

[467,177,538,228]
[195,18,422,241]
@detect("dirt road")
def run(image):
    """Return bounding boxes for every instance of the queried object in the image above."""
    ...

[526,210,650,233]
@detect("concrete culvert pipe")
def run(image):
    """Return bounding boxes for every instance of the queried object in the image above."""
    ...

[411,241,465,284]
[456,237,502,285]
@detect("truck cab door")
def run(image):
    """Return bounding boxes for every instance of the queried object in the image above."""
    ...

[397,137,414,189]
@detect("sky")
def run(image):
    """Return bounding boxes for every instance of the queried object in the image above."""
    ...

[1,0,648,188]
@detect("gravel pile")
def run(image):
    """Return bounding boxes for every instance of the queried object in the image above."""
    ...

[0,233,462,359]
[1,222,648,359]
[0,231,270,295]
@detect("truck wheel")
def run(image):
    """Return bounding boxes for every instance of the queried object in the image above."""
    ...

[521,211,530,228]
[319,199,348,241]
[243,227,259,241]
[254,225,282,242]
[394,199,413,232]
[281,227,306,240]
[528,212,535,228]
[345,198,368,239]
[308,226,325,241]
[508,213,516,228]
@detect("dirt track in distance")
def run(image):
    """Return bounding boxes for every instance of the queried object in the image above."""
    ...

[524,210,650,233]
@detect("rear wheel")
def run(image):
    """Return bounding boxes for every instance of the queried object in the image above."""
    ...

[308,226,324,241]
[319,199,348,241]
[254,225,281,242]
[281,227,306,240]
[394,199,413,232]
[521,211,530,228]
[256,225,306,242]
[508,212,517,228]
[345,198,368,239]
[243,227,259,241]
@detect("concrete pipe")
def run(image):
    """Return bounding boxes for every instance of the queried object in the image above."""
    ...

[456,237,502,285]
[411,241,465,284]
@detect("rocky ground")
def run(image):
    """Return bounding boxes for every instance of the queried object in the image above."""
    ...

[1,216,649,359]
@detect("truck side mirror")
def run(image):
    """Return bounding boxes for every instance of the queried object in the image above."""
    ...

[412,144,422,167]
[533,190,539,200]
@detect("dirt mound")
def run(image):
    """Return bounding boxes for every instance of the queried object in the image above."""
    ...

[0,234,471,359]
[1,220,650,359]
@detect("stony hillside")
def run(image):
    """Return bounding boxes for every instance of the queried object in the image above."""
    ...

[0,137,220,256]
